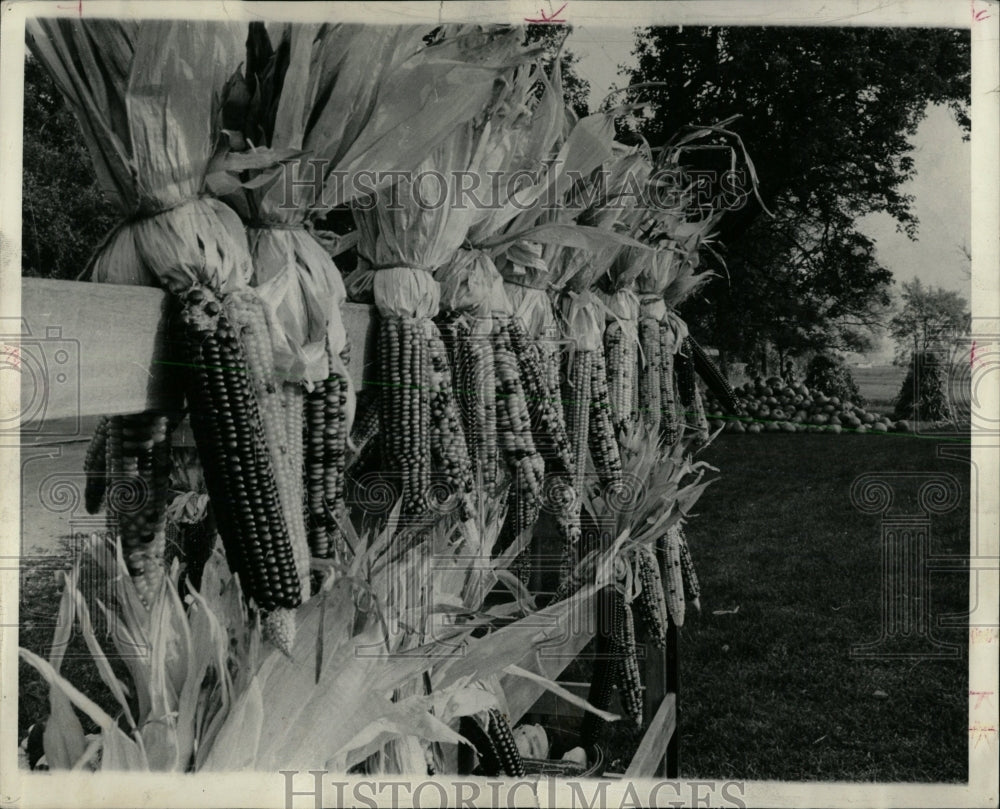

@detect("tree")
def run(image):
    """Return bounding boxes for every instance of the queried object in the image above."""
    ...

[888,278,969,364]
[21,54,118,280]
[619,27,971,366]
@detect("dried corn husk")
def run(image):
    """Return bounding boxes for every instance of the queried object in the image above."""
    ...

[226,24,467,385]
[27,19,250,292]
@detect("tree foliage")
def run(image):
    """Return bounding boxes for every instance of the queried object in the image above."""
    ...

[621,26,971,368]
[21,55,118,280]
[888,278,969,364]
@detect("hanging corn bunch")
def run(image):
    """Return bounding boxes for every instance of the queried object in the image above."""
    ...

[221,24,498,559]
[347,28,536,523]
[26,18,319,649]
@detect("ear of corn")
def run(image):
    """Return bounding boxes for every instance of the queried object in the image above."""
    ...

[556,348,592,594]
[688,335,739,414]
[563,349,592,503]
[486,708,526,778]
[675,342,709,443]
[304,369,348,560]
[604,320,637,436]
[635,547,668,647]
[659,524,686,627]
[507,318,575,480]
[427,330,476,520]
[441,315,500,493]
[493,320,545,546]
[379,318,431,517]
[588,347,624,495]
[179,285,307,653]
[638,318,662,434]
[230,290,312,602]
[613,594,644,728]
[304,385,330,558]
[83,416,110,515]
[658,324,679,446]
[678,525,702,613]
[102,411,175,607]
[580,585,618,744]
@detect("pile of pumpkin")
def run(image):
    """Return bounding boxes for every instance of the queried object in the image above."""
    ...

[703,377,911,434]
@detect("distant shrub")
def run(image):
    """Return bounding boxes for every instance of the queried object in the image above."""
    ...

[804,354,865,405]
[894,351,953,422]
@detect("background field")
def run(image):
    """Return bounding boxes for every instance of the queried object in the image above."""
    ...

[852,365,908,409]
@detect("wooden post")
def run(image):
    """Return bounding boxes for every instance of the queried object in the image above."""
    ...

[666,621,679,777]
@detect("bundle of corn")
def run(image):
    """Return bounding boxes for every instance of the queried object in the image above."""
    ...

[454,63,569,571]
[26,21,319,646]
[570,424,715,736]
[347,27,538,522]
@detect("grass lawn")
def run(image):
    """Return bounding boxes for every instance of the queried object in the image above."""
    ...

[676,432,970,781]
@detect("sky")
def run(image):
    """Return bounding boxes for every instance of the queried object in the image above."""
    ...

[565,27,973,361]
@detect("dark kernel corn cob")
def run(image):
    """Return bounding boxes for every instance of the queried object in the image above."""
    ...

[179,286,305,651]
[304,385,329,557]
[507,318,575,479]
[588,348,624,494]
[83,415,110,514]
[486,708,526,778]
[688,335,739,414]
[658,524,686,627]
[580,587,618,744]
[604,320,637,435]
[635,547,668,647]
[104,411,175,606]
[613,593,644,727]
[427,331,476,520]
[678,525,702,611]
[676,339,710,444]
[638,318,662,434]
[441,315,499,492]
[379,318,431,516]
[658,324,679,446]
